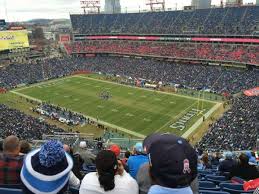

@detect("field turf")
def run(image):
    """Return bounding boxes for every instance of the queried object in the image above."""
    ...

[13,75,217,137]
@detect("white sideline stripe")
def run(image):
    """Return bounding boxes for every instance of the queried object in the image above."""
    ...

[10,90,146,139]
[11,91,42,103]
[75,75,217,103]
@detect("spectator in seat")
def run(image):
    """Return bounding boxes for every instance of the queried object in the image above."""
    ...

[127,142,149,179]
[64,144,84,180]
[148,134,197,194]
[21,140,79,194]
[137,133,199,194]
[0,136,23,185]
[109,144,121,158]
[246,151,257,165]
[19,140,31,155]
[202,153,212,169]
[211,152,222,166]
[121,151,131,166]
[79,150,138,194]
[218,152,236,176]
[230,153,259,181]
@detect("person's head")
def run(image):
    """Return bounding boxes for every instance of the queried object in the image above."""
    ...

[108,144,121,158]
[148,134,197,188]
[63,144,71,153]
[246,151,252,159]
[3,135,20,155]
[79,141,87,149]
[21,140,73,194]
[95,150,118,192]
[124,151,131,159]
[20,140,31,154]
[225,152,233,160]
[134,142,144,154]
[239,153,249,165]
[202,154,209,164]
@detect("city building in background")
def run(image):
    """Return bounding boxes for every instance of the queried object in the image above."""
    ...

[256,0,259,5]
[191,0,212,9]
[104,0,121,13]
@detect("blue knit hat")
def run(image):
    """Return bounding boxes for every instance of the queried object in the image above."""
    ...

[21,140,73,194]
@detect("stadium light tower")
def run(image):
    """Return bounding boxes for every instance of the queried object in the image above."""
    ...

[146,0,165,11]
[80,0,101,14]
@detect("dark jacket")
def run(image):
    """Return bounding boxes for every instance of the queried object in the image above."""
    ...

[230,164,259,181]
[219,159,236,173]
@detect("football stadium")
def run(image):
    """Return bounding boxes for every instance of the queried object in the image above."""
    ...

[0,0,258,193]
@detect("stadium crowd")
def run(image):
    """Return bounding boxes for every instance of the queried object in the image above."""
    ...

[197,95,259,151]
[0,104,64,140]
[0,56,258,95]
[65,41,259,65]
[70,6,259,35]
[0,134,258,194]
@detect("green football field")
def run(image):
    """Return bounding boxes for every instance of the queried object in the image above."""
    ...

[12,75,218,137]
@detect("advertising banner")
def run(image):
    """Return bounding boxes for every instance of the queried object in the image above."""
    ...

[0,30,29,51]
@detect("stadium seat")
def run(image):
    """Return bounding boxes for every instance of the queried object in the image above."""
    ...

[219,183,254,194]
[70,187,79,194]
[199,181,220,191]
[82,164,96,174]
[206,175,227,184]
[0,188,23,194]
[199,190,230,194]
[0,185,21,189]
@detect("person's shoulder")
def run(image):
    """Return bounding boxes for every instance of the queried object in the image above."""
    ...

[116,172,139,190]
[82,172,98,182]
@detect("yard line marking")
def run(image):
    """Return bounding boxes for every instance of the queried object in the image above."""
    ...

[143,118,151,122]
[125,113,134,117]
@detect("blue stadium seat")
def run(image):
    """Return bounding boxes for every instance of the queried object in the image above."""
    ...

[0,188,23,194]
[219,183,254,194]
[219,183,243,191]
[0,185,21,189]
[199,181,220,191]
[70,187,79,194]
[206,175,227,184]
[199,190,230,194]
[82,164,96,174]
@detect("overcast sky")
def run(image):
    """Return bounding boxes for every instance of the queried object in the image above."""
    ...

[0,0,256,21]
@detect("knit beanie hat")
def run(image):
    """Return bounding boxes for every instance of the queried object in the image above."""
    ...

[20,140,73,194]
